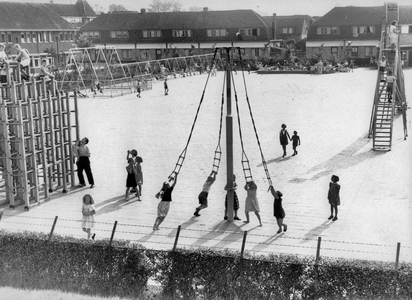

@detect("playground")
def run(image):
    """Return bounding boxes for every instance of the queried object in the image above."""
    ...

[0,61,411,264]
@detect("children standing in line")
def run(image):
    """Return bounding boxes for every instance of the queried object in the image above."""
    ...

[136,82,141,98]
[153,174,178,231]
[82,194,96,239]
[194,171,217,217]
[164,78,169,95]
[125,158,138,200]
[243,181,262,226]
[126,149,143,197]
[327,175,340,221]
[291,131,300,156]
[270,186,287,234]
[224,174,241,220]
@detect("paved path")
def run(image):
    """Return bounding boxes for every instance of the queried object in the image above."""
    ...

[1,68,411,263]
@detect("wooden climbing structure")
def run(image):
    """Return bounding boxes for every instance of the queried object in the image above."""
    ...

[0,61,80,210]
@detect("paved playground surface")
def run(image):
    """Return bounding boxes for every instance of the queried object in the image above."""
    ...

[1,67,411,263]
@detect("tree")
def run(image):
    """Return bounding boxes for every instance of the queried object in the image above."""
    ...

[92,4,105,15]
[108,4,127,12]
[148,0,183,12]
[76,34,94,48]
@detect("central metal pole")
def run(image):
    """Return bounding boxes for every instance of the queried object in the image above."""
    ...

[226,48,234,221]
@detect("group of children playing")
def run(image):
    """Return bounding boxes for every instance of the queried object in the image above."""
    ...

[125,149,143,201]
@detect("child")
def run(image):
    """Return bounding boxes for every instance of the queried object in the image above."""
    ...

[13,44,30,81]
[224,174,241,220]
[126,149,143,196]
[244,181,262,226]
[279,124,291,158]
[153,175,178,231]
[164,78,169,95]
[38,59,54,80]
[136,82,141,98]
[194,171,217,217]
[386,71,396,103]
[327,175,340,221]
[125,158,138,200]
[82,194,96,239]
[270,186,287,234]
[291,131,300,156]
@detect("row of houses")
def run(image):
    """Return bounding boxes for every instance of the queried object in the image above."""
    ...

[79,3,412,67]
[0,1,411,67]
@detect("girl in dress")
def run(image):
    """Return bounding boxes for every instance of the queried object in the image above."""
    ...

[270,186,287,234]
[224,174,240,220]
[327,175,340,221]
[243,181,262,226]
[125,158,138,200]
[82,194,96,239]
[279,124,291,158]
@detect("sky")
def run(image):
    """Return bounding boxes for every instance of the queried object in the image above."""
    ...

[6,0,412,16]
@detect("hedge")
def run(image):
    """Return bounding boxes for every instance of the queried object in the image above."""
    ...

[0,230,411,299]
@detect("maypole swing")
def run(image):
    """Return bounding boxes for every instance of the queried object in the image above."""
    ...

[163,47,275,221]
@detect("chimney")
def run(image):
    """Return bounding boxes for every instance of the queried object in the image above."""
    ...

[203,7,208,12]
[50,0,54,3]
[141,8,146,14]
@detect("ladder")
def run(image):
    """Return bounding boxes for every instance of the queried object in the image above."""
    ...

[368,5,407,150]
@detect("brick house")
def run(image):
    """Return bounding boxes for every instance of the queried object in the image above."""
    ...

[0,2,78,67]
[44,0,97,28]
[263,14,313,41]
[306,4,412,66]
[79,8,272,62]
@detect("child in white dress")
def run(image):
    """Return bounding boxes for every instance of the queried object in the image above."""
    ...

[82,194,96,239]
[244,181,262,226]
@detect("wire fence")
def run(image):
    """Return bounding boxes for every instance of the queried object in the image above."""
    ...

[0,211,410,264]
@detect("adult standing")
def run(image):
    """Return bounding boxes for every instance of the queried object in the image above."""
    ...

[279,124,291,158]
[327,175,340,221]
[388,20,401,50]
[75,137,95,188]
[12,44,30,81]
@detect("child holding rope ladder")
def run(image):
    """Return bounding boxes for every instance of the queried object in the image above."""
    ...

[194,171,217,217]
[153,174,178,231]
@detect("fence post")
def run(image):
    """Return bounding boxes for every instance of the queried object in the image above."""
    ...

[394,242,401,297]
[172,225,181,300]
[314,237,322,299]
[48,216,58,241]
[109,221,118,296]
[239,231,248,298]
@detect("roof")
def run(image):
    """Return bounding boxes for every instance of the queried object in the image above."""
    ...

[265,15,309,28]
[44,0,96,18]
[313,6,385,26]
[399,5,412,24]
[81,10,268,31]
[0,2,77,30]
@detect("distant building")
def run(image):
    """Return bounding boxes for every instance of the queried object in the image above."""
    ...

[0,2,78,66]
[44,0,97,28]
[80,8,273,62]
[263,14,313,41]
[306,3,412,66]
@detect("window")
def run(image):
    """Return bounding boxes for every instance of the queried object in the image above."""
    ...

[143,30,161,38]
[282,27,294,34]
[49,32,53,42]
[0,33,5,43]
[317,27,331,35]
[331,47,338,55]
[110,31,128,39]
[172,30,191,37]
[365,47,374,57]
[64,32,68,41]
[238,28,260,36]
[43,32,47,42]
[254,48,260,56]
[21,33,25,43]
[122,49,132,59]
[7,32,12,43]
[331,27,338,35]
[32,32,37,43]
[409,26,412,33]
[207,29,227,37]
[353,26,375,35]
